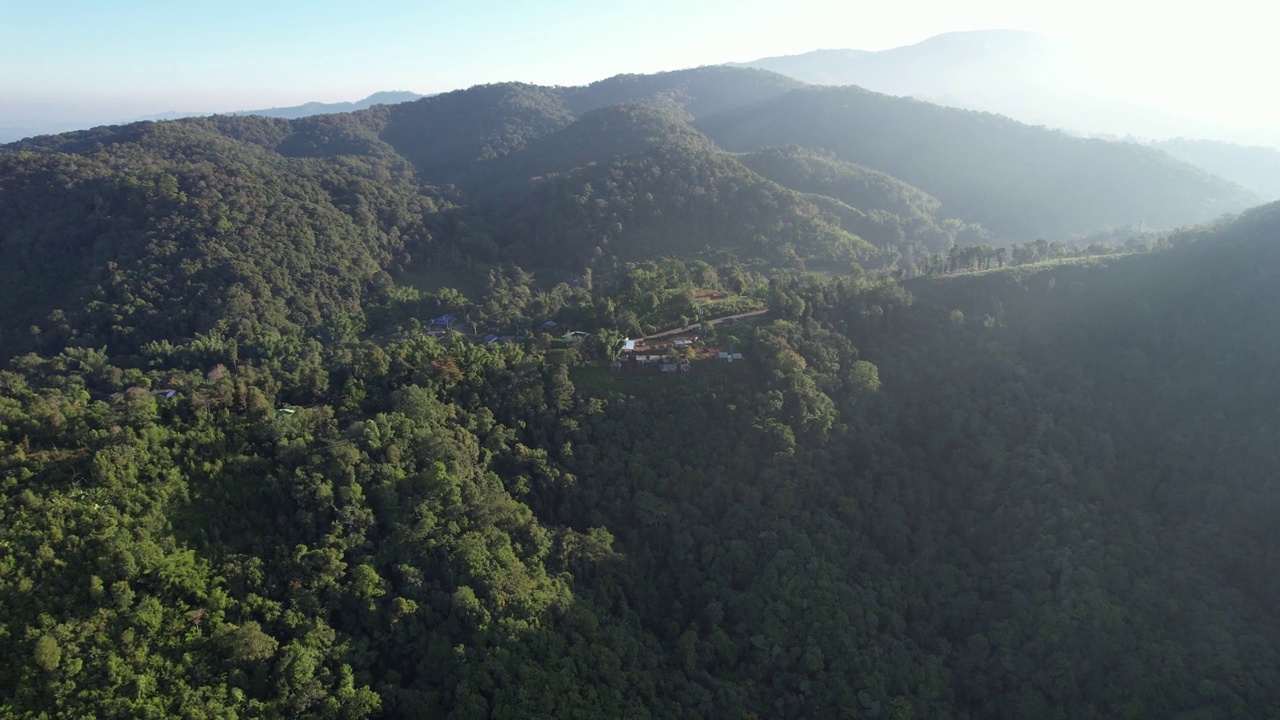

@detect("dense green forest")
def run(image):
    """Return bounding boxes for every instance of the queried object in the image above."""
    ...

[3,66,1280,718]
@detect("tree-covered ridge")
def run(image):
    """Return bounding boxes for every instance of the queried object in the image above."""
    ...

[698,85,1259,240]
[485,142,875,270]
[739,145,944,219]
[737,145,990,257]
[360,82,576,184]
[457,102,720,200]
[0,121,442,362]
[560,66,805,120]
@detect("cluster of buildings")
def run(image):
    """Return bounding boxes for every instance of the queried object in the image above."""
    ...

[427,313,590,346]
[613,332,746,375]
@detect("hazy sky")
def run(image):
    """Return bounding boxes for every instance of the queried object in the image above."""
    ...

[1,0,1274,130]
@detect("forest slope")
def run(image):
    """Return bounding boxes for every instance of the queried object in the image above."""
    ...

[736,144,988,255]
[0,118,442,361]
[699,85,1257,240]
[4,200,1280,717]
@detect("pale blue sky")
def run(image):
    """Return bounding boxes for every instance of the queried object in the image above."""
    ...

[1,0,1274,128]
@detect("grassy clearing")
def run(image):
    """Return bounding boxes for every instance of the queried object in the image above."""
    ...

[923,254,1131,283]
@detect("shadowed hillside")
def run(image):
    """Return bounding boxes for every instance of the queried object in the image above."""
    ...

[699,85,1257,239]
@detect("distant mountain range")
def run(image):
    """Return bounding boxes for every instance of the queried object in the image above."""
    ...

[731,30,1280,150]
[140,91,427,123]
[0,91,426,143]
[0,123,86,144]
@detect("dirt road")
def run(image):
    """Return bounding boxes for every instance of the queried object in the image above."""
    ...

[641,309,768,341]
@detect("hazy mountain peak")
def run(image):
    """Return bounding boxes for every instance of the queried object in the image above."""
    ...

[910,27,1067,48]
[731,29,1279,149]
[359,90,425,106]
[228,91,427,119]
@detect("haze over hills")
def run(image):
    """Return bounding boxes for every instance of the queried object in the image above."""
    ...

[143,91,429,123]
[0,91,427,144]
[5,56,1280,718]
[1152,138,1280,200]
[732,30,1280,150]
[695,83,1256,239]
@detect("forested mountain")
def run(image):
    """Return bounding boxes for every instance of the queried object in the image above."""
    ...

[355,67,1257,243]
[484,142,873,270]
[1152,138,1280,199]
[4,64,1280,718]
[455,102,721,198]
[0,118,444,362]
[359,83,577,184]
[699,85,1257,239]
[446,104,875,270]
